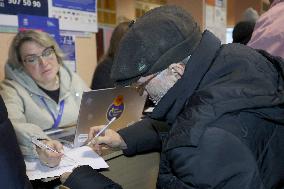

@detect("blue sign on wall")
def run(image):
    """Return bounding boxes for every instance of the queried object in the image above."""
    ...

[52,0,96,12]
[18,14,60,44]
[59,35,76,61]
[0,0,48,16]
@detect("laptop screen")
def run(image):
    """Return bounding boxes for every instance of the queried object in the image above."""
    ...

[47,87,147,148]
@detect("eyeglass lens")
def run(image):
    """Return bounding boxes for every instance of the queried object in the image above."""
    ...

[23,47,54,64]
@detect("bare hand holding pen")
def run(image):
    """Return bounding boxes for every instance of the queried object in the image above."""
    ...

[88,126,127,155]
[36,139,63,167]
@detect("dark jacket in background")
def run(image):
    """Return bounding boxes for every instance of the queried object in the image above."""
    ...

[91,57,115,90]
[0,95,32,189]
[118,31,284,189]
[232,21,255,45]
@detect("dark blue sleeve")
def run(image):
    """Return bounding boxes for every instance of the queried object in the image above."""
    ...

[0,96,32,189]
[118,118,166,156]
[64,165,122,189]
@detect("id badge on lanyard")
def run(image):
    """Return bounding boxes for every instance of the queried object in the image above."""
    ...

[40,97,65,129]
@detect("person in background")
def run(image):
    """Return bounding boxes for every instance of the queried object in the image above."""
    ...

[84,5,284,188]
[0,30,89,168]
[232,7,258,45]
[91,21,129,90]
[247,0,284,58]
[232,21,256,45]
[241,7,259,22]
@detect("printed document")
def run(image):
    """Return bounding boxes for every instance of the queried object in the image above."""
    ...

[25,146,108,180]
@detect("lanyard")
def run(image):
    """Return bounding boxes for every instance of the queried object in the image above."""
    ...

[40,97,65,129]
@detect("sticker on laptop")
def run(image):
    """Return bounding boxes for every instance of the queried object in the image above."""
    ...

[77,134,88,143]
[106,95,124,121]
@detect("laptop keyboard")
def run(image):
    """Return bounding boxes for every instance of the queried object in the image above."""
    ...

[60,134,75,142]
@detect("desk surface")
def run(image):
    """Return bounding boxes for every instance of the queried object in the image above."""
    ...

[102,149,160,189]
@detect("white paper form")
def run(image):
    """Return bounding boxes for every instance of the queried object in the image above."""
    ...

[25,146,108,180]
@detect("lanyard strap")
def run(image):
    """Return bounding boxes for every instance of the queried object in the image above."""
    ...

[40,97,65,129]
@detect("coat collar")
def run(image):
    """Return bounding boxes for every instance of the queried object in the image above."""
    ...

[151,30,221,151]
[151,30,221,125]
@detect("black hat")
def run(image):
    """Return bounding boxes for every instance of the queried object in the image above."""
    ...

[111,5,202,86]
[232,21,256,45]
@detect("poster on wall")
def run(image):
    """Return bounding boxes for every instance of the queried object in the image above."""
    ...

[0,0,48,16]
[48,0,97,32]
[0,0,48,29]
[18,14,60,44]
[0,0,97,33]
[59,35,76,72]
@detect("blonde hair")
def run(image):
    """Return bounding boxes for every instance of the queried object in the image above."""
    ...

[8,30,64,69]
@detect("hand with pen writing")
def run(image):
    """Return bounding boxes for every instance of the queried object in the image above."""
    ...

[87,126,127,155]
[35,139,63,168]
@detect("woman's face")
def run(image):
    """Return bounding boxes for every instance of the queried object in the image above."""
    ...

[20,41,60,86]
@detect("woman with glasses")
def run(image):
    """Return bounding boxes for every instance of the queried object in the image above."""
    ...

[0,30,89,167]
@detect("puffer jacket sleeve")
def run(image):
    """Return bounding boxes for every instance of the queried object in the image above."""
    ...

[157,127,264,189]
[63,165,122,189]
[118,118,167,156]
[0,82,48,157]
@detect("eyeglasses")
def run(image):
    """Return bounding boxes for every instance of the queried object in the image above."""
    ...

[23,46,55,65]
[132,73,159,95]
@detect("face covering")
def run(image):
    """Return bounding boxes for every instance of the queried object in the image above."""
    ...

[145,67,181,105]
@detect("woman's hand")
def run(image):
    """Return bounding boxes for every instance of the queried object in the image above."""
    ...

[36,139,63,168]
[88,126,127,155]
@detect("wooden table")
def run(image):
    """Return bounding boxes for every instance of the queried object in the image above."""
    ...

[101,149,160,189]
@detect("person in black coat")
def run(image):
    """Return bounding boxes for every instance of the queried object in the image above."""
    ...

[85,5,284,189]
[232,21,256,45]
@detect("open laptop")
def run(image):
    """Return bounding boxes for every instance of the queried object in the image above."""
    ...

[47,86,147,148]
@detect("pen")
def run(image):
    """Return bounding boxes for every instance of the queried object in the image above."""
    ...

[31,137,76,163]
[87,117,116,145]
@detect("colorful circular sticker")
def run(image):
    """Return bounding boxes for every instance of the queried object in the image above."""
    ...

[106,95,124,121]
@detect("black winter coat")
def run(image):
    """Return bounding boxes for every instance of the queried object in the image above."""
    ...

[0,95,32,189]
[119,31,284,189]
